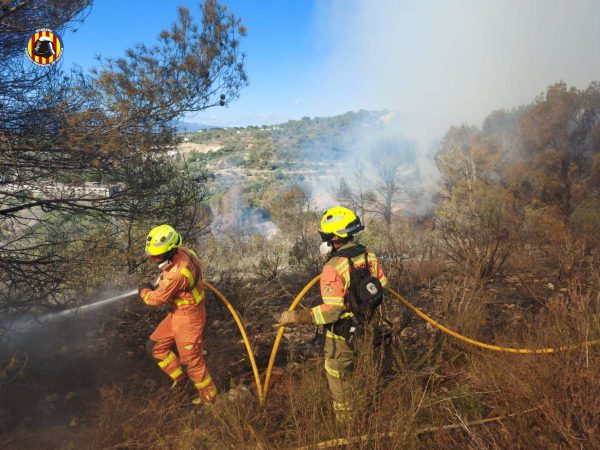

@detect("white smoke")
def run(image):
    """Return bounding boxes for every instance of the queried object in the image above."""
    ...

[289,112,435,215]
[315,0,600,145]
[209,185,278,238]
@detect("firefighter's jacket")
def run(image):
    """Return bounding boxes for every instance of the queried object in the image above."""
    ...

[311,242,388,326]
[140,247,205,309]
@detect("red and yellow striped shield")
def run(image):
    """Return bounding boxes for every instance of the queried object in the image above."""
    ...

[26,29,63,66]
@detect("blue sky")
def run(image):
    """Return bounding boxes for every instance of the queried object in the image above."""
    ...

[60,0,344,127]
[57,0,600,133]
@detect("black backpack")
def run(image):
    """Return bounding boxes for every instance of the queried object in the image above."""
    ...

[330,245,385,348]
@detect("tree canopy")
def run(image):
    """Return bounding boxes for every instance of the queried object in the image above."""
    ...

[435,82,600,278]
[0,0,247,312]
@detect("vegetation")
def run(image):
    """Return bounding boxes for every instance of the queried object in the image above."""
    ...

[181,110,421,237]
[436,82,600,279]
[336,136,421,226]
[0,0,247,311]
[1,1,600,448]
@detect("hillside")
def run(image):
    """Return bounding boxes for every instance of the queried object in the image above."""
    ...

[2,83,600,449]
[4,0,600,448]
[180,110,429,235]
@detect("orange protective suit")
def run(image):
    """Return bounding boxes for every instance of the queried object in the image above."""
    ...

[310,242,388,421]
[139,246,217,403]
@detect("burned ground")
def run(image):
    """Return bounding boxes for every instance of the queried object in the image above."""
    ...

[1,240,599,449]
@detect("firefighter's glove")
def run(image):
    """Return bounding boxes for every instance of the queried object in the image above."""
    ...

[279,309,312,326]
[138,282,154,297]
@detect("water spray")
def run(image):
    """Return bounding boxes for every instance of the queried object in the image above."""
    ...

[7,289,139,333]
[40,289,139,321]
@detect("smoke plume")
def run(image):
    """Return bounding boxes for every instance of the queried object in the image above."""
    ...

[315,0,600,144]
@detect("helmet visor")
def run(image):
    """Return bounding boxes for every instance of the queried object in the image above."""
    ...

[338,218,364,236]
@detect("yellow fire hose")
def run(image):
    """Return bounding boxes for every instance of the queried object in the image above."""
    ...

[204,282,263,404]
[262,275,321,402]
[262,275,600,403]
[201,277,598,449]
[203,275,600,405]
[386,288,600,353]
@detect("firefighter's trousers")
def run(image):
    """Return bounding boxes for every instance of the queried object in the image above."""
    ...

[323,330,354,421]
[147,303,217,403]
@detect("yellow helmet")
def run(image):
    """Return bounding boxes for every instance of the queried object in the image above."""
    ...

[145,224,182,256]
[319,206,364,241]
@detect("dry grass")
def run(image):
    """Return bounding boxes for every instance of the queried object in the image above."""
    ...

[92,382,203,449]
[86,241,600,449]
[90,319,600,449]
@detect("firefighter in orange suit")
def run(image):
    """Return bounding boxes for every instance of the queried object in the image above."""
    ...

[138,224,217,404]
[280,206,388,422]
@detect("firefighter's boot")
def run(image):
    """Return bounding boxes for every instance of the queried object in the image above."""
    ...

[192,374,218,405]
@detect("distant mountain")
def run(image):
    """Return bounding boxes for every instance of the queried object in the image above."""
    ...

[174,121,218,132]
